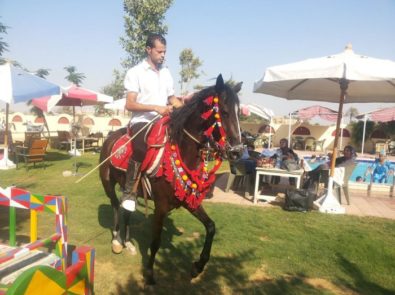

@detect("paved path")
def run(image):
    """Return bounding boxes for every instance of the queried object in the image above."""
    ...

[205,173,395,220]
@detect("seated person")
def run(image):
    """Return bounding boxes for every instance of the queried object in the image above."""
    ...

[272,138,299,185]
[233,143,257,175]
[367,151,393,183]
[259,143,276,158]
[303,145,357,189]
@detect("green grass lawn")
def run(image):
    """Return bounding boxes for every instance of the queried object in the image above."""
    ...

[1,150,395,294]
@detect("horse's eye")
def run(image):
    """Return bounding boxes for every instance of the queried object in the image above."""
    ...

[222,111,229,119]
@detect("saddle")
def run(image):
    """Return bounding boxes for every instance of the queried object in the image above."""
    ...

[110,116,170,174]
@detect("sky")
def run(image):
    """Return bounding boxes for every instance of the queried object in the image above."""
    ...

[1,0,395,116]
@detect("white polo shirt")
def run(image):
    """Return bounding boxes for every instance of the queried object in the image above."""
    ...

[124,59,175,124]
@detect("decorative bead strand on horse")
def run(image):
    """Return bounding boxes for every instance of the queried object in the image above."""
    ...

[100,74,243,286]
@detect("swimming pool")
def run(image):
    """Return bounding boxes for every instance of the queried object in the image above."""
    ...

[304,157,395,185]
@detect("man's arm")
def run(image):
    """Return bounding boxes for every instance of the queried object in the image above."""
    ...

[125,92,172,116]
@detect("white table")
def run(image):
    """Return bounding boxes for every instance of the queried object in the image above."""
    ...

[253,167,304,203]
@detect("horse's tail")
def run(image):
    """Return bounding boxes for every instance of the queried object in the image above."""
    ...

[99,127,128,203]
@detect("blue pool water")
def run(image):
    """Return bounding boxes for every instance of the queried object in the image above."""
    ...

[304,157,395,185]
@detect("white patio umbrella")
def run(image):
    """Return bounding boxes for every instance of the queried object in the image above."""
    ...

[0,63,61,169]
[356,107,395,154]
[32,85,113,173]
[254,44,395,213]
[241,103,275,147]
[288,105,341,150]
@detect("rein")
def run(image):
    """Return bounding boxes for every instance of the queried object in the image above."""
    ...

[182,128,202,145]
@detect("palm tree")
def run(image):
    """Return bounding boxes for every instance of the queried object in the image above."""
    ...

[0,20,9,64]
[64,66,86,86]
[64,66,86,117]
[35,68,50,78]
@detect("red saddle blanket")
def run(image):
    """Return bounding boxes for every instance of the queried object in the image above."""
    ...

[110,116,169,173]
[110,133,133,171]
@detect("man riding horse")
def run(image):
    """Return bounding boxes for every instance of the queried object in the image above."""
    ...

[122,33,183,211]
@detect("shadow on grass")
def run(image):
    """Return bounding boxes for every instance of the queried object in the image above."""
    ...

[96,203,350,294]
[109,244,344,295]
[45,151,71,162]
[336,253,395,295]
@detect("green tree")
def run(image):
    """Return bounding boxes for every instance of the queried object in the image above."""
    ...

[179,48,203,94]
[120,0,173,69]
[99,69,125,116]
[102,69,125,101]
[350,120,374,148]
[0,19,9,63]
[345,107,359,123]
[102,0,173,112]
[64,66,85,86]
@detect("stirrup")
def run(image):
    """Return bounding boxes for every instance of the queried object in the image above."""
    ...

[121,191,137,212]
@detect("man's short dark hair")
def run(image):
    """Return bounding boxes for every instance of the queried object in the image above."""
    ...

[146,33,166,48]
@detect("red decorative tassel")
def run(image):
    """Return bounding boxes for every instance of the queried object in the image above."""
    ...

[204,96,214,105]
[201,109,213,120]
[204,124,215,137]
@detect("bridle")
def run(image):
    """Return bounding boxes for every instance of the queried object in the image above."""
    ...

[181,95,243,158]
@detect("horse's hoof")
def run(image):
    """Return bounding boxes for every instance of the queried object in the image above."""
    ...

[124,241,137,255]
[191,262,202,278]
[144,269,156,286]
[144,284,155,292]
[112,240,123,254]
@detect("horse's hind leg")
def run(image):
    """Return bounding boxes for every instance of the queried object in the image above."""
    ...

[109,193,124,254]
[101,175,124,254]
[189,206,215,278]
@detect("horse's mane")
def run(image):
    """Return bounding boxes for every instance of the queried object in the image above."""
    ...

[169,83,239,143]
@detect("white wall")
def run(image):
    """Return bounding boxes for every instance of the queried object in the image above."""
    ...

[0,112,130,142]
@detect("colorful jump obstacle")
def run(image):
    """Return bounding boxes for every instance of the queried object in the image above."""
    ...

[0,186,95,295]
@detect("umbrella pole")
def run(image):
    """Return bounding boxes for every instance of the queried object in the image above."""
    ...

[329,79,348,177]
[0,103,16,169]
[268,117,272,148]
[339,117,344,151]
[288,113,292,148]
[314,80,348,214]
[361,114,367,154]
[4,103,9,149]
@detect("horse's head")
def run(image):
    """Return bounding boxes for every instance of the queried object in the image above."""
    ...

[169,74,243,159]
[213,74,243,159]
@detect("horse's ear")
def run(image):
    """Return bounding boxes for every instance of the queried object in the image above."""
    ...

[215,74,225,93]
[233,82,243,94]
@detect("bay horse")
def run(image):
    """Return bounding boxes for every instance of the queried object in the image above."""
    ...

[99,74,243,285]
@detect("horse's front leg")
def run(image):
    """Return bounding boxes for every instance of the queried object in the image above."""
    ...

[190,206,215,278]
[110,198,124,254]
[145,207,167,286]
